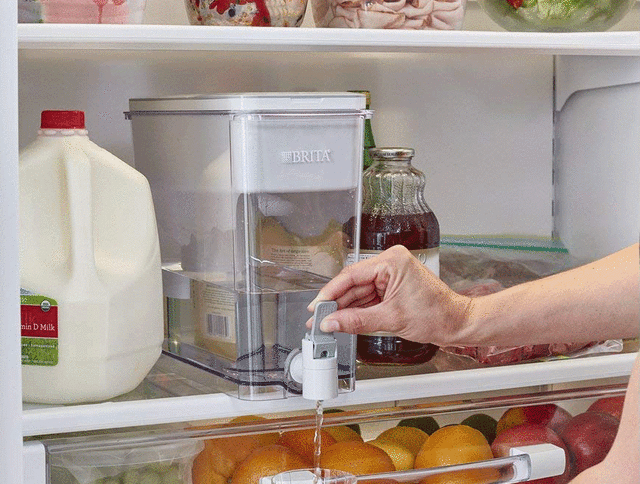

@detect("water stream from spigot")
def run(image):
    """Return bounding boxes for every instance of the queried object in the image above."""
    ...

[314,399,324,475]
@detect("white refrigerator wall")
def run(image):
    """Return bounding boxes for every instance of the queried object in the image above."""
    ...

[555,56,640,262]
[18,51,555,239]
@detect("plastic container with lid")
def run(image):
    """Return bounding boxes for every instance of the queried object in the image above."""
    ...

[18,0,148,24]
[49,439,204,484]
[476,0,635,32]
[351,147,441,366]
[19,110,163,404]
[311,0,468,29]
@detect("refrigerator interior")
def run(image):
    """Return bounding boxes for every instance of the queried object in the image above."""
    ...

[5,0,640,482]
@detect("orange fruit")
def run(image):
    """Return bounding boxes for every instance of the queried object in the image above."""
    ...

[230,444,309,484]
[414,425,497,484]
[277,428,336,465]
[191,415,279,481]
[369,440,415,470]
[319,441,395,476]
[192,456,227,484]
[325,425,364,443]
[375,426,428,456]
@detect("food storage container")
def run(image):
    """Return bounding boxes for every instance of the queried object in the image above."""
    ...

[18,0,147,23]
[49,439,204,484]
[476,0,635,32]
[184,0,308,26]
[311,0,468,29]
[39,377,630,484]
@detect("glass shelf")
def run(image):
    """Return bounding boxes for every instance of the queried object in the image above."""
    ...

[17,24,640,56]
[22,349,635,438]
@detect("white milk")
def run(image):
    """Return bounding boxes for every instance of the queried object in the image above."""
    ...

[19,111,163,404]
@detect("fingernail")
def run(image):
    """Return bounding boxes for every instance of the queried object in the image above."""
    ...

[307,294,321,311]
[320,319,339,333]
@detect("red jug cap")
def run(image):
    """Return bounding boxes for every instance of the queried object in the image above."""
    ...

[40,111,86,129]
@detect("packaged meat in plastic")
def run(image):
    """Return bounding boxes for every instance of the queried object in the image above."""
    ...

[439,240,623,366]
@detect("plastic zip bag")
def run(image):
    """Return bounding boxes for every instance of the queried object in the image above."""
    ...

[438,238,623,366]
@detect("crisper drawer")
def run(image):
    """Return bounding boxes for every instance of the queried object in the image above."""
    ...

[34,382,628,484]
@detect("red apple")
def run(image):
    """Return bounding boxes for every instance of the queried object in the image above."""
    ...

[491,423,572,484]
[587,396,625,421]
[496,404,573,435]
[556,411,619,477]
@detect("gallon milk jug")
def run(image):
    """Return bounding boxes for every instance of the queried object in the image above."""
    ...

[19,110,163,404]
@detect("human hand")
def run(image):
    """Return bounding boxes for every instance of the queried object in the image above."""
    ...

[306,245,471,346]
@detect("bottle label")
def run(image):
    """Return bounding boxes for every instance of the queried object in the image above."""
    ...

[20,289,59,366]
[347,248,440,277]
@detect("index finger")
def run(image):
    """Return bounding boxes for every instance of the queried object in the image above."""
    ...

[307,257,383,310]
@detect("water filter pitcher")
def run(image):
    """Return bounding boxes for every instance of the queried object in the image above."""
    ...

[127,93,368,400]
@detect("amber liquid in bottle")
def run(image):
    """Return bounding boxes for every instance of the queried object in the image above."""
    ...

[355,211,440,365]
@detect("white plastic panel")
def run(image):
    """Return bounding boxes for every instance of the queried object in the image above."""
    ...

[23,441,46,484]
[555,74,640,262]
[555,55,640,109]
[0,1,23,483]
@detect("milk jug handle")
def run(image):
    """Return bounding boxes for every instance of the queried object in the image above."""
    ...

[63,144,99,283]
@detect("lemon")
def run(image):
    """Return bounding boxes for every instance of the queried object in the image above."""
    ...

[319,441,395,476]
[325,425,364,443]
[369,440,415,470]
[375,426,428,456]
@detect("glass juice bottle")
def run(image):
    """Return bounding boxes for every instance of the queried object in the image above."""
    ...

[356,147,440,365]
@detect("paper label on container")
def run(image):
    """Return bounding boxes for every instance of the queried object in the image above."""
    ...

[193,281,236,344]
[346,248,440,277]
[262,244,342,279]
[20,289,59,366]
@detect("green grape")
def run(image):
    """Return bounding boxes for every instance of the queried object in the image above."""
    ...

[138,469,162,484]
[147,462,172,473]
[161,467,182,484]
[122,469,142,484]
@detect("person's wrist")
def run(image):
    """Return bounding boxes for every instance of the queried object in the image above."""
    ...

[435,293,474,346]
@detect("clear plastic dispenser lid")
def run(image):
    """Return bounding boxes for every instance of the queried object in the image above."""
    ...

[127,92,367,114]
[41,110,85,129]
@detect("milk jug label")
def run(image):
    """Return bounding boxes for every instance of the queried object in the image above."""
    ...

[20,289,59,366]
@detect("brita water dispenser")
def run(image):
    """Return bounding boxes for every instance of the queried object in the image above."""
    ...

[127,93,368,400]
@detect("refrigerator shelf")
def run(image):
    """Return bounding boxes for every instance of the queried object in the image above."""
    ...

[17,24,640,56]
[22,350,635,438]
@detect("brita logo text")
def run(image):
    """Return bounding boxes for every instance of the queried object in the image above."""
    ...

[281,150,332,164]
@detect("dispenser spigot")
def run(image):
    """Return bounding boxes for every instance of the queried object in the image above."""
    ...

[287,300,339,401]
